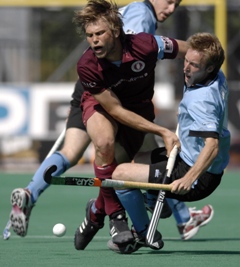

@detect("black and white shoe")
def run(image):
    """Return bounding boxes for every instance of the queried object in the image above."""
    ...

[109,211,134,244]
[107,227,164,254]
[74,199,104,250]
[107,239,144,254]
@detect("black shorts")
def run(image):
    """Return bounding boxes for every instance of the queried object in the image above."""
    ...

[66,106,86,131]
[149,147,223,202]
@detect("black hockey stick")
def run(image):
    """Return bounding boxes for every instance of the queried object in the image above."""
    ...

[44,165,173,191]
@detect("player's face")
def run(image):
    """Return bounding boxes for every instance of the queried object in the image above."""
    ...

[151,0,181,22]
[183,48,214,87]
[85,19,121,61]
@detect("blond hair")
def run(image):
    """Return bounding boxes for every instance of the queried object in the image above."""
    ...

[73,0,124,41]
[187,32,225,75]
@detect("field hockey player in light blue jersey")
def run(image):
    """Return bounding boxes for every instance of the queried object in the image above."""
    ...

[109,32,230,253]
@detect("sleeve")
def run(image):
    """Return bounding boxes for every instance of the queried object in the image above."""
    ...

[154,36,179,59]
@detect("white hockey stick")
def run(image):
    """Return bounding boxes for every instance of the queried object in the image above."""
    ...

[3,128,66,240]
[146,126,179,248]
[46,128,66,157]
[2,220,11,240]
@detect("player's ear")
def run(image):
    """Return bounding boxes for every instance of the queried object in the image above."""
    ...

[113,29,120,38]
[206,65,215,73]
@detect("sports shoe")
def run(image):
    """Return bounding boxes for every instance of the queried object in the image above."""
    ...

[74,199,104,250]
[133,227,164,251]
[107,228,164,254]
[177,205,214,240]
[143,192,172,218]
[107,239,143,254]
[9,188,34,237]
[109,211,134,244]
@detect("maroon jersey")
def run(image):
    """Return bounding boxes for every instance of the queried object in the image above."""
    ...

[78,33,178,111]
[77,32,178,158]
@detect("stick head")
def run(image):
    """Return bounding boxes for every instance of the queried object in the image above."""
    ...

[44,165,57,184]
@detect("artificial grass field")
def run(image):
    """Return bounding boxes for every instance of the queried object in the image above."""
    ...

[0,169,239,267]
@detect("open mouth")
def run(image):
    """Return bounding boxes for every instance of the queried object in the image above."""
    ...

[162,13,170,20]
[93,46,103,54]
[184,74,191,85]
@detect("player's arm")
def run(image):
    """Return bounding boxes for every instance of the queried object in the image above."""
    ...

[175,39,188,59]
[154,35,187,60]
[93,89,180,156]
[171,137,219,195]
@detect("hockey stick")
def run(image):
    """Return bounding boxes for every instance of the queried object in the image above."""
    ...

[3,128,66,240]
[46,128,66,157]
[44,165,173,191]
[2,220,11,240]
[146,126,179,248]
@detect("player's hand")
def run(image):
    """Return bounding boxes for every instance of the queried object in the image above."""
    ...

[161,129,181,156]
[170,177,192,195]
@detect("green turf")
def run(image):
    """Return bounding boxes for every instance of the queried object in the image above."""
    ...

[0,170,240,267]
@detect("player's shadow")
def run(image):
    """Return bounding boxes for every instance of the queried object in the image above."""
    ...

[148,249,240,255]
[133,238,240,256]
[164,237,240,242]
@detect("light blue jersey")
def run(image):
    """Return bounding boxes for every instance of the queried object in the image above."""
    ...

[119,1,157,35]
[178,70,231,174]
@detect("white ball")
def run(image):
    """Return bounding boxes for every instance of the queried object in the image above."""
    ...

[53,223,66,237]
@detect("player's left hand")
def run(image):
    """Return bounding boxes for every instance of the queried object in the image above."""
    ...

[170,177,192,195]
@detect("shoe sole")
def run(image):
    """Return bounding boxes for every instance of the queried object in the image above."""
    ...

[11,189,27,208]
[182,225,200,240]
[10,208,27,237]
[199,205,214,227]
[10,189,29,237]
[107,239,143,254]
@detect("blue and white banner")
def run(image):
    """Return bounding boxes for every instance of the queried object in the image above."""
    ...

[0,85,30,135]
[0,83,73,138]
[1,82,239,140]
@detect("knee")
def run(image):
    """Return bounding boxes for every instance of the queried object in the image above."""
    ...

[95,136,115,151]
[112,165,125,180]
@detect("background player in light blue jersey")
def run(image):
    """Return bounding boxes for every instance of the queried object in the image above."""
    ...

[109,32,230,253]
[117,0,214,242]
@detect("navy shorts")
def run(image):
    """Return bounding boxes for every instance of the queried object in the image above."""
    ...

[149,147,223,202]
[66,106,86,131]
